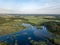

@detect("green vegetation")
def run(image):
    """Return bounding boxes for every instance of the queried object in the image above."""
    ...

[0,16,26,35]
[40,17,60,45]
[0,15,60,45]
[0,42,8,45]
[0,15,60,35]
[41,21,60,35]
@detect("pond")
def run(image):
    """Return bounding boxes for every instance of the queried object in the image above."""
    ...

[0,23,58,45]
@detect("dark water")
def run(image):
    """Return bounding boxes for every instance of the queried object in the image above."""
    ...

[0,23,57,45]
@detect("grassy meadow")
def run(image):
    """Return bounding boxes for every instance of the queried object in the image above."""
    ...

[0,15,60,35]
[0,15,60,45]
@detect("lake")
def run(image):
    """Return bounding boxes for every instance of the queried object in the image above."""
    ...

[0,23,58,45]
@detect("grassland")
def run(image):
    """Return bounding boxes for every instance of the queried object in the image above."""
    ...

[0,15,60,35]
[0,15,26,35]
[0,15,60,45]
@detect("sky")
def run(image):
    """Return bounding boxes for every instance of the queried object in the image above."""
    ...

[0,0,60,14]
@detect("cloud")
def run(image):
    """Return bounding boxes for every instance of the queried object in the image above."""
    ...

[0,0,60,14]
[33,5,60,14]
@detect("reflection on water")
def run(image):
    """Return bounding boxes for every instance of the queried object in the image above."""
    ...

[0,23,59,45]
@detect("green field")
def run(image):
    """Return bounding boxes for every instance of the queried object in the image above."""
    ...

[0,15,60,45]
[0,15,60,35]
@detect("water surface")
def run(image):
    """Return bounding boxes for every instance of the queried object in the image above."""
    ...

[0,23,58,45]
